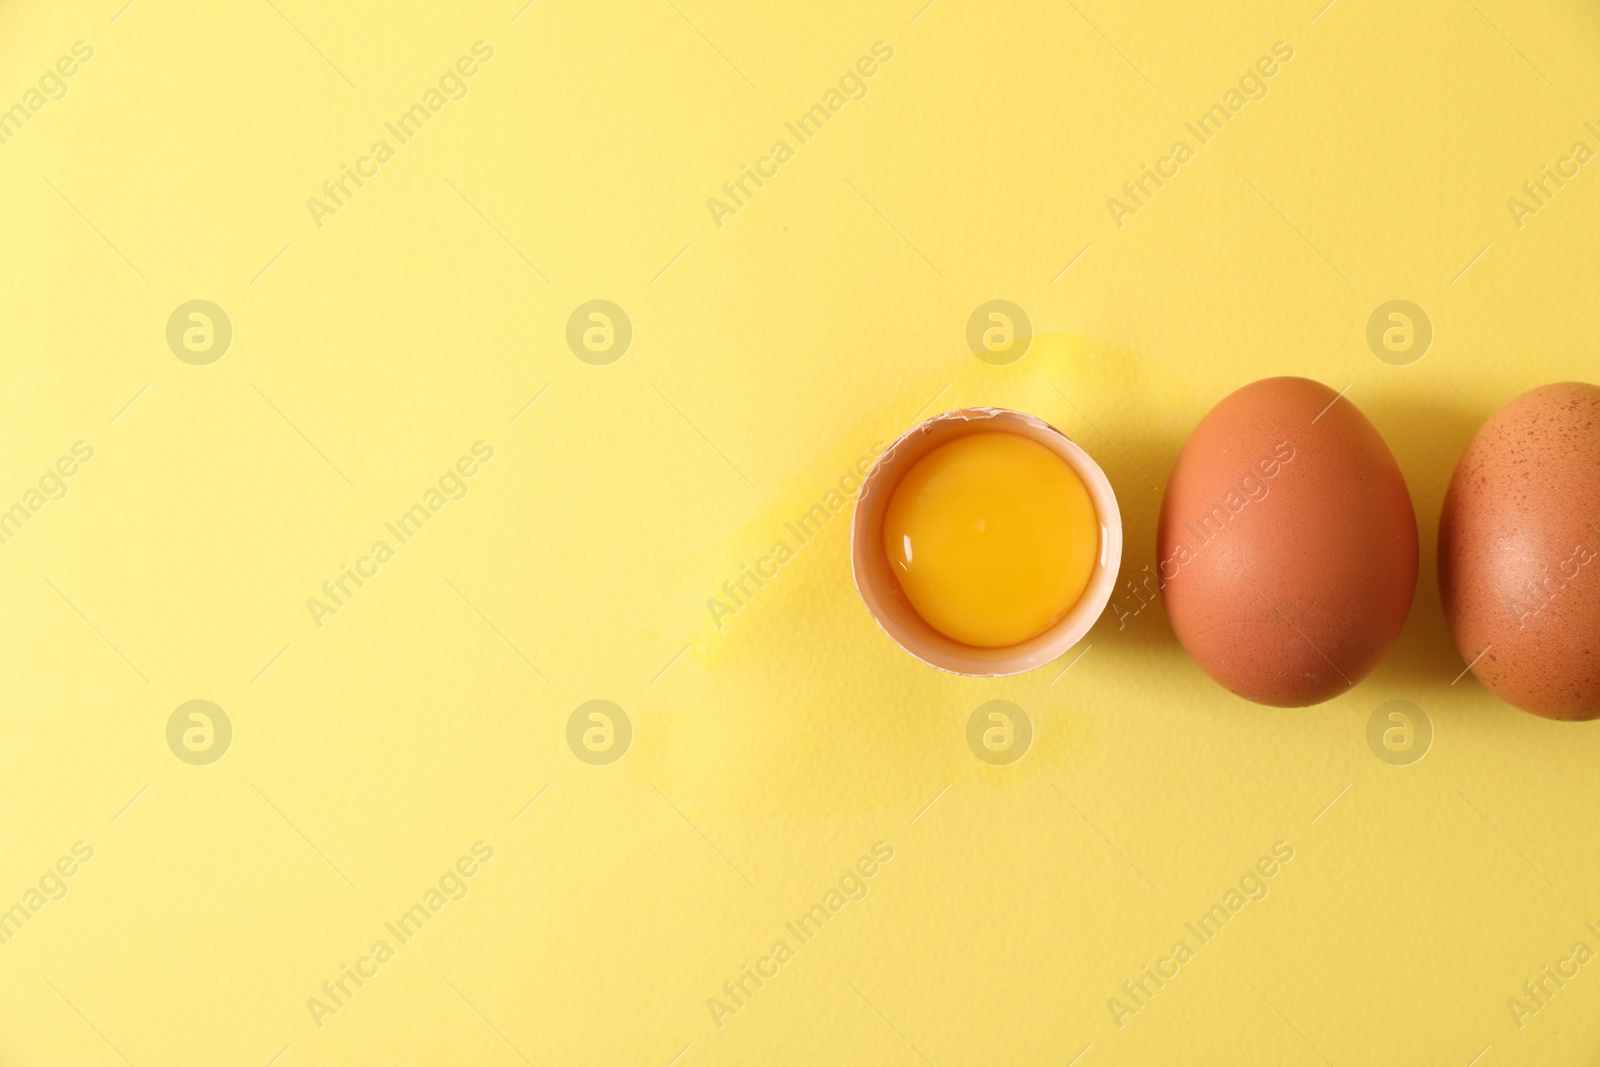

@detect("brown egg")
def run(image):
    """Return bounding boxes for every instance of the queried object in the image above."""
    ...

[1157,377,1418,706]
[1439,382,1600,720]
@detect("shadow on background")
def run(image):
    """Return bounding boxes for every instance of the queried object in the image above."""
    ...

[1367,395,1484,697]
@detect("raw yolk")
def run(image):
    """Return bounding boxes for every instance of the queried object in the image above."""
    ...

[882,432,1098,648]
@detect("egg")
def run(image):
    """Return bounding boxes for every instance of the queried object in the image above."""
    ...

[851,408,1122,676]
[1439,382,1600,720]
[881,431,1100,648]
[1157,377,1418,706]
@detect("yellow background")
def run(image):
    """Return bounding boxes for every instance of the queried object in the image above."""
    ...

[2,0,1599,1063]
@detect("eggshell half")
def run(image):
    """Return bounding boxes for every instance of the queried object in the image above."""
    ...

[850,408,1123,676]
[1439,381,1600,720]
[1157,377,1418,707]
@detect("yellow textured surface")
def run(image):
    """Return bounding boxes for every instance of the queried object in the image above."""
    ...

[1,0,1599,1064]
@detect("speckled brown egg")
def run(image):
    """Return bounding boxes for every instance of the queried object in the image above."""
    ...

[1157,377,1418,707]
[1439,382,1600,720]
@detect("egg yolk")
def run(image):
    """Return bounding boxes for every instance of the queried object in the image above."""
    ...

[883,432,1098,648]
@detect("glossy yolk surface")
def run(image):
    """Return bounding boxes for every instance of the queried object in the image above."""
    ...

[882,432,1098,648]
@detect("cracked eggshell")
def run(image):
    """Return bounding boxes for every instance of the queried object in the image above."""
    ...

[850,407,1122,677]
[1439,381,1600,720]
